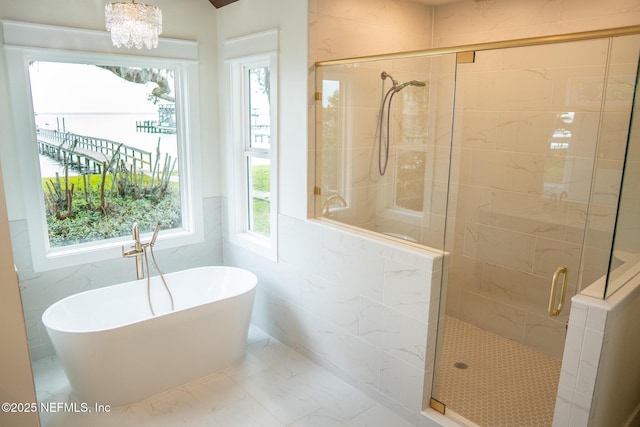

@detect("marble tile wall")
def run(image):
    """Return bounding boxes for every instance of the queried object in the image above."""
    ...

[314,0,639,363]
[432,0,640,48]
[260,6,449,418]
[310,0,435,234]
[309,2,640,425]
[224,215,445,424]
[309,0,433,63]
[13,196,224,360]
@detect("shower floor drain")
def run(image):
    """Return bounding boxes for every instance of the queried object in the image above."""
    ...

[454,362,469,369]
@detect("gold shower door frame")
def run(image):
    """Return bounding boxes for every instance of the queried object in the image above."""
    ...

[432,36,630,425]
[431,32,640,427]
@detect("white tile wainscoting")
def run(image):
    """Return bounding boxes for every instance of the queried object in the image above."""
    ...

[225,216,446,425]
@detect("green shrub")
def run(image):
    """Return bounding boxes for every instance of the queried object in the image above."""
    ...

[44,171,180,247]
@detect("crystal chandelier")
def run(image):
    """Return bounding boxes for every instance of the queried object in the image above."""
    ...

[105,0,162,49]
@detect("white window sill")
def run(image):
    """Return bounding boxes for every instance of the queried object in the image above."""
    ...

[33,227,204,272]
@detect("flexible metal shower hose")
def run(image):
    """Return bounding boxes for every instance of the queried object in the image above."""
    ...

[143,244,175,316]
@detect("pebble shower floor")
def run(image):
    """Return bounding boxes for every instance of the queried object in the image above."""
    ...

[436,316,562,426]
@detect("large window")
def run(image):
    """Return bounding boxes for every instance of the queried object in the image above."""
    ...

[28,61,181,247]
[225,30,278,260]
[3,21,203,271]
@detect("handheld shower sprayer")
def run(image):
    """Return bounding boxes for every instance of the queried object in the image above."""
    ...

[381,72,426,92]
[377,71,427,175]
[396,80,427,91]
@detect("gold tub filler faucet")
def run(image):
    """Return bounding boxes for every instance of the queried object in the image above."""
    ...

[122,222,174,315]
[122,222,160,280]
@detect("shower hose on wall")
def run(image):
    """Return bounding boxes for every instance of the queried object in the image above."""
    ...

[377,71,426,176]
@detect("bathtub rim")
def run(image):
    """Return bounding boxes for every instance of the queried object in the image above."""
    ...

[41,265,257,334]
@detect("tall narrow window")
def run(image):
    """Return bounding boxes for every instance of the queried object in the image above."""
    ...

[246,66,271,237]
[225,30,279,260]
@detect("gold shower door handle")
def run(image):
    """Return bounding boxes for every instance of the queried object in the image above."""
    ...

[548,267,568,317]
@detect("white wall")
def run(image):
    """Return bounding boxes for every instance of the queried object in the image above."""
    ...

[0,0,224,359]
[217,0,309,220]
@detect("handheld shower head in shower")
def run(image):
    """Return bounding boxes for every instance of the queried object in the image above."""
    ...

[395,80,427,92]
[381,72,426,92]
[376,72,428,176]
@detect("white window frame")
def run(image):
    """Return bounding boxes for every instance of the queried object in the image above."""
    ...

[2,21,204,271]
[224,30,279,261]
[316,73,352,215]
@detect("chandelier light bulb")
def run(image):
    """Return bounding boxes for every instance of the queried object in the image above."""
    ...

[105,0,162,49]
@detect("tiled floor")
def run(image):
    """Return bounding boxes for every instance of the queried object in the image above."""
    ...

[33,326,415,427]
[434,316,562,427]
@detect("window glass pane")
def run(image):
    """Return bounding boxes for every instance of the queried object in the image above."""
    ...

[248,66,270,150]
[320,79,342,194]
[247,156,270,237]
[28,61,181,247]
[395,149,425,212]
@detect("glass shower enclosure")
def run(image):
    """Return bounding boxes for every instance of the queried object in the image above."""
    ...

[315,53,455,249]
[315,28,640,426]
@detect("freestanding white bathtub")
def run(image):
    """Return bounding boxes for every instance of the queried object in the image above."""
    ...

[42,266,257,407]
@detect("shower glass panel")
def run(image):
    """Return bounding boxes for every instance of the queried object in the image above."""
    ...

[433,36,638,426]
[606,41,640,299]
[315,54,456,251]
